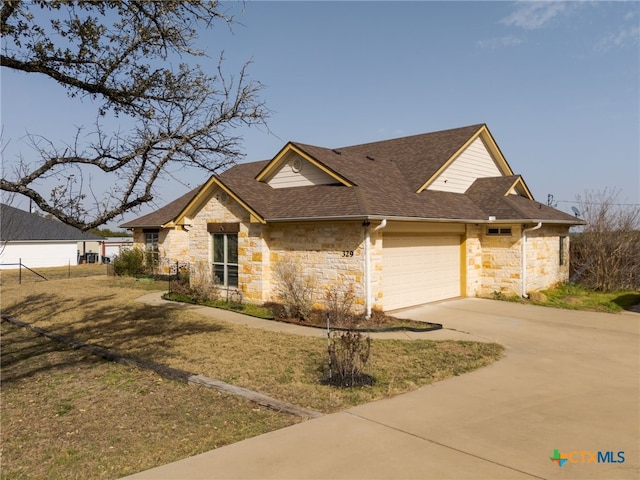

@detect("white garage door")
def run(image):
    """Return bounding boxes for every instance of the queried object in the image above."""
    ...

[382,235,461,310]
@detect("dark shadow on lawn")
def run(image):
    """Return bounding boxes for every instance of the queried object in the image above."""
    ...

[612,293,640,312]
[2,293,227,380]
[1,321,105,383]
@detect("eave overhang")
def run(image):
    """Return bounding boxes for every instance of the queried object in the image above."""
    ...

[168,176,266,227]
[262,214,584,226]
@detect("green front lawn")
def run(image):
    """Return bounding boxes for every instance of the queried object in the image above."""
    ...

[532,283,640,313]
[492,283,640,313]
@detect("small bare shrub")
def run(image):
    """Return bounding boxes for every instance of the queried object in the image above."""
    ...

[324,284,356,327]
[274,260,316,320]
[189,260,220,303]
[326,330,373,388]
[229,289,244,309]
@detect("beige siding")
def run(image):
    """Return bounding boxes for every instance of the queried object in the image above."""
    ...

[268,152,337,189]
[428,137,502,193]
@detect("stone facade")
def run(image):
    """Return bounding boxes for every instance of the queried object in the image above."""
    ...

[130,191,572,309]
[466,224,571,297]
[266,221,369,308]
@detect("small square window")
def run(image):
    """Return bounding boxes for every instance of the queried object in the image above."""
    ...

[487,227,512,236]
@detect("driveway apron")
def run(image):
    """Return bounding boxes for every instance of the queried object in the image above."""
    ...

[122,298,639,480]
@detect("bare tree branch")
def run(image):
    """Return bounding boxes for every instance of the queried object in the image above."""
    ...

[1,0,268,230]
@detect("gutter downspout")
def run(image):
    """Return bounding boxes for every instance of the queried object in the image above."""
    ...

[365,219,387,319]
[521,222,542,297]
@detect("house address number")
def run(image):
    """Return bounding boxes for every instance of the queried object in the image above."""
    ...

[342,251,354,257]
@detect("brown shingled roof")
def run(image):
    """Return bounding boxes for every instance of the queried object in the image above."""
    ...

[120,186,202,228]
[122,124,585,227]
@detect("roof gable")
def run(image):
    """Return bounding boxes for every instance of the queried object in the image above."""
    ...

[255,143,354,188]
[426,136,508,193]
[465,175,533,200]
[180,177,266,226]
[338,124,497,193]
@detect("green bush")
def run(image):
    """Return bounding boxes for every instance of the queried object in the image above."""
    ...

[112,248,146,277]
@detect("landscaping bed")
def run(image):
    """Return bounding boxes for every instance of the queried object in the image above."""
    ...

[162,292,441,332]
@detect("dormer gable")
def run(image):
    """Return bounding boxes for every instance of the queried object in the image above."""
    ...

[465,175,533,200]
[505,176,531,197]
[420,125,514,194]
[255,143,353,189]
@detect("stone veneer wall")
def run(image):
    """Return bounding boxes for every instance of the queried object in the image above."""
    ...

[467,224,570,297]
[266,221,369,310]
[464,224,484,298]
[140,204,572,307]
[174,193,374,308]
[158,228,189,263]
[186,189,267,303]
[521,225,570,293]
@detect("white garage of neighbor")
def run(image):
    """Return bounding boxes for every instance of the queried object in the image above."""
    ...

[0,204,104,270]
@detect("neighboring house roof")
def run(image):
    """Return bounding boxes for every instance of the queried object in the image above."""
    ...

[0,204,104,241]
[121,124,585,228]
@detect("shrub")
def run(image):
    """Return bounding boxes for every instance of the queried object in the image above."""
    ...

[112,248,146,277]
[326,330,373,388]
[324,284,356,328]
[189,260,220,303]
[273,261,316,321]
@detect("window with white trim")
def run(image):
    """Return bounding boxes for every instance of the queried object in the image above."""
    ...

[143,229,159,264]
[212,233,238,287]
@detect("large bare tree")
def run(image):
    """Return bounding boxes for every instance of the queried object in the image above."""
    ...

[1,0,267,230]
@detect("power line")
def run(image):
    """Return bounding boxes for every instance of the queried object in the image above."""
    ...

[555,200,640,207]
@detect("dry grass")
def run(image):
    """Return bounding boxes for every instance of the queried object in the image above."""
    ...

[0,263,109,285]
[1,324,298,480]
[1,271,503,479]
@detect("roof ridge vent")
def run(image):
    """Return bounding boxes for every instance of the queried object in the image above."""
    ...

[366,155,375,161]
[332,149,342,155]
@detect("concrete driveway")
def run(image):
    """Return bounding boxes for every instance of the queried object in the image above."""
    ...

[123,298,639,480]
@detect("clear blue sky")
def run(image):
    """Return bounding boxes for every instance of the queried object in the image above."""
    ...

[2,1,639,228]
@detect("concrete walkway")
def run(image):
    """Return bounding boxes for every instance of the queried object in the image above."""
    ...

[124,297,640,480]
